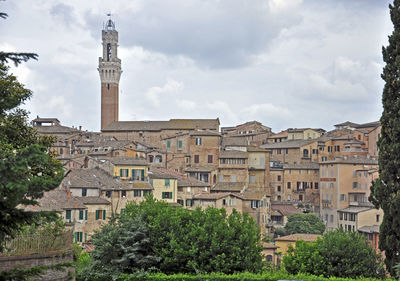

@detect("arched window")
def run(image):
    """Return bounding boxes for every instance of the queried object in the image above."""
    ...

[149,155,154,163]
[266,255,273,262]
[303,149,309,158]
[213,174,217,184]
[155,155,162,163]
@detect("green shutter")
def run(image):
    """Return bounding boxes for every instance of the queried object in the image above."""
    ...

[162,192,165,199]
[95,210,99,220]
[165,179,170,186]
[79,210,83,220]
[85,210,88,220]
[79,232,83,242]
[103,210,106,220]
[167,140,170,148]
[169,192,173,199]
[120,169,123,177]
[178,140,182,148]
[66,210,71,220]
[74,232,78,242]
[141,170,145,181]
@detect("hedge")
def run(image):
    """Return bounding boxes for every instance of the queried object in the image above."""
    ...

[117,272,393,281]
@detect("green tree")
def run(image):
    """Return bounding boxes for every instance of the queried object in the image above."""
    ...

[123,196,264,274]
[78,215,160,281]
[0,62,63,244]
[283,229,385,278]
[284,213,325,235]
[369,0,400,275]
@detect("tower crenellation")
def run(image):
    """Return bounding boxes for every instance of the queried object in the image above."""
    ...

[99,17,122,130]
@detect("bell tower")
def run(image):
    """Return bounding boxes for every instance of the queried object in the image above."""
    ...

[98,16,122,130]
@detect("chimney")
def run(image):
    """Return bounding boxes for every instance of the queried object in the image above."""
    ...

[75,202,77,208]
[79,126,82,131]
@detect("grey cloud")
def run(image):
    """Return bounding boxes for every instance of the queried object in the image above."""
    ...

[50,3,76,27]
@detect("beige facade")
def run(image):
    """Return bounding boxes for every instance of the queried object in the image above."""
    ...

[319,156,378,230]
[338,206,383,232]
[149,173,178,204]
[287,128,324,140]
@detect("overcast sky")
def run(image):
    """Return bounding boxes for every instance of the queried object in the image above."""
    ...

[0,0,393,132]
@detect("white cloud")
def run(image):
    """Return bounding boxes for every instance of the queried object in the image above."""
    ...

[146,79,184,107]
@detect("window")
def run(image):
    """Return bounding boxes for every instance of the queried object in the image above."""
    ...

[195,138,202,145]
[132,169,145,181]
[287,182,291,189]
[250,176,255,184]
[328,146,332,152]
[178,140,182,148]
[143,190,151,196]
[149,155,154,163]
[74,232,83,243]
[106,191,111,198]
[120,169,129,177]
[121,208,125,214]
[162,192,173,199]
[330,168,334,177]
[96,210,106,220]
[222,199,226,206]
[352,182,358,188]
[321,156,327,161]
[277,149,281,154]
[208,155,213,163]
[330,215,334,223]
[312,149,318,154]
[340,194,346,201]
[79,210,84,220]
[285,148,289,154]
[167,140,171,148]
[299,170,302,175]
[66,210,71,221]
[376,215,380,222]
[122,190,126,198]
[251,200,259,209]
[314,182,319,189]
[186,199,193,207]
[134,190,141,197]
[194,155,199,163]
[277,175,281,181]
[82,188,87,197]
[231,175,236,182]
[165,179,170,186]
[277,186,281,192]
[85,210,88,220]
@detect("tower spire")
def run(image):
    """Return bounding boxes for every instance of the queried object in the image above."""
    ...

[98,15,122,130]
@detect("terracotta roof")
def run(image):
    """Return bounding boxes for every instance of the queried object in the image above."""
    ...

[263,242,279,249]
[102,119,220,132]
[219,150,248,158]
[34,124,78,134]
[22,189,86,212]
[193,192,243,200]
[271,204,302,216]
[80,197,111,205]
[32,117,60,123]
[212,182,246,192]
[261,139,314,149]
[268,130,288,139]
[323,156,378,165]
[241,189,269,200]
[132,181,154,190]
[189,131,221,137]
[149,170,178,179]
[275,233,321,242]
[283,162,319,170]
[151,167,209,187]
[338,206,374,213]
[108,158,148,166]
[358,225,380,233]
[62,168,124,190]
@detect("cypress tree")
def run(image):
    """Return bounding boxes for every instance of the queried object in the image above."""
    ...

[369,0,400,275]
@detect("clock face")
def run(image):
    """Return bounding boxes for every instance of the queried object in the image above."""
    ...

[107,43,111,61]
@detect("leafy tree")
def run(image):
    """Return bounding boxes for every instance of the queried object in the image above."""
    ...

[369,0,400,275]
[283,229,385,278]
[123,196,264,274]
[284,213,325,235]
[0,62,63,244]
[78,215,160,281]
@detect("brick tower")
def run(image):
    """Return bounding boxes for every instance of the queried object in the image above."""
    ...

[99,17,122,130]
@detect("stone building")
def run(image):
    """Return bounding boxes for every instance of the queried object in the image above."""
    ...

[319,156,378,230]
[261,139,319,164]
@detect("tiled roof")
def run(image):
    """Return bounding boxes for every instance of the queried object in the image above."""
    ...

[131,181,154,190]
[22,189,86,212]
[260,139,315,149]
[358,225,380,233]
[283,162,320,170]
[241,189,269,200]
[271,203,302,216]
[212,182,246,192]
[247,146,270,152]
[322,156,378,165]
[149,170,178,179]
[268,130,288,139]
[193,192,243,200]
[219,150,247,158]
[275,233,321,242]
[338,206,374,213]
[189,131,221,137]
[32,117,60,123]
[102,119,220,132]
[109,157,148,166]
[62,168,123,190]
[151,167,209,187]
[263,242,278,249]
[80,197,111,205]
[34,124,78,134]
